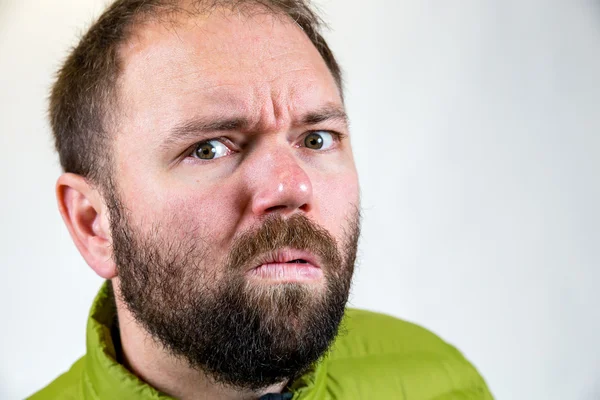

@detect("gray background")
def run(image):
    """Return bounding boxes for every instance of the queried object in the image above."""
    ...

[1,0,599,399]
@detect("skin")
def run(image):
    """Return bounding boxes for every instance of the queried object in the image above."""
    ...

[57,8,359,400]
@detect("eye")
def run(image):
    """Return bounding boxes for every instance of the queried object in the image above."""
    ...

[191,139,231,160]
[303,131,335,150]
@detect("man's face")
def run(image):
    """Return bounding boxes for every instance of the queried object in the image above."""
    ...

[107,9,359,390]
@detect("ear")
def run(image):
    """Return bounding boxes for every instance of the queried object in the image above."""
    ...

[56,173,116,279]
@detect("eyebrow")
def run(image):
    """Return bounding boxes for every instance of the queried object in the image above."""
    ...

[161,104,348,150]
[301,104,349,126]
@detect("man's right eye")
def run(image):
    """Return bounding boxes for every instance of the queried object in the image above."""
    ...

[191,139,232,160]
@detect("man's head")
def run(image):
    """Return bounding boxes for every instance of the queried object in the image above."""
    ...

[53,0,360,392]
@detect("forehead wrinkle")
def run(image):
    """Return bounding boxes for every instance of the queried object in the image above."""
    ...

[116,7,342,149]
[158,94,347,152]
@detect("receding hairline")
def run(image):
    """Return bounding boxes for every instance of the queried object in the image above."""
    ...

[112,2,341,107]
[109,2,343,138]
[120,1,330,53]
[119,4,325,64]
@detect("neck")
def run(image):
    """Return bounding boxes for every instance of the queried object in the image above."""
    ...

[110,278,288,400]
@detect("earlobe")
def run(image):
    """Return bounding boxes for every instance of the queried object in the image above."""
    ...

[56,173,116,279]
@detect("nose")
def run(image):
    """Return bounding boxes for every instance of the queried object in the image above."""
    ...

[246,147,313,217]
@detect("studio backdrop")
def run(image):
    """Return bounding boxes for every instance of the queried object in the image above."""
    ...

[0,1,599,399]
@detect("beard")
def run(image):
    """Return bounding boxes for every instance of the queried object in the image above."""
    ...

[106,190,360,392]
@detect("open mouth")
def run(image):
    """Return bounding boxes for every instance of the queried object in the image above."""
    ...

[248,248,321,271]
[286,259,308,264]
[247,250,323,282]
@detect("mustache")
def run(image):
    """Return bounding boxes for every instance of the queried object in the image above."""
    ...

[225,214,342,273]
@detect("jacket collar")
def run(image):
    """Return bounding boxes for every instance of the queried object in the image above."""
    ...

[82,281,328,399]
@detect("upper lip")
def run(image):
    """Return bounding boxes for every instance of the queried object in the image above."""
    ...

[248,248,321,271]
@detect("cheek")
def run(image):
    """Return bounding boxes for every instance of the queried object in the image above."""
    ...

[312,169,359,241]
[120,174,245,249]
[128,186,245,284]
[162,191,244,245]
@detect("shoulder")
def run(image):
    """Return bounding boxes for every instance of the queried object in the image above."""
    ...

[332,308,454,358]
[324,308,494,399]
[27,357,85,400]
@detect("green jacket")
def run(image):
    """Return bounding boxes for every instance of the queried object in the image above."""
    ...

[30,282,493,399]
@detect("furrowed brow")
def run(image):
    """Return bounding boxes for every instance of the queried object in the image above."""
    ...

[161,116,248,150]
[300,104,349,127]
[160,105,348,151]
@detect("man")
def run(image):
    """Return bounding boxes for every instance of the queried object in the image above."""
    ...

[31,0,492,399]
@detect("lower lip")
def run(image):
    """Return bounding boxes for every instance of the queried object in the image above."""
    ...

[247,263,323,282]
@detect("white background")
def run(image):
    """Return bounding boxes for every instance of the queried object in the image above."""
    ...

[1,1,599,399]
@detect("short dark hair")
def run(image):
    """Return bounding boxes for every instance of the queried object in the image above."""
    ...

[49,0,343,190]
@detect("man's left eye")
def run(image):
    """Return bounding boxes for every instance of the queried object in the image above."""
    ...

[303,131,336,150]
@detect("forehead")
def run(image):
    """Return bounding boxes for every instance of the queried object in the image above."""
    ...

[116,9,341,135]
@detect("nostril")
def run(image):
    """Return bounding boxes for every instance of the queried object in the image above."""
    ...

[265,205,287,213]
